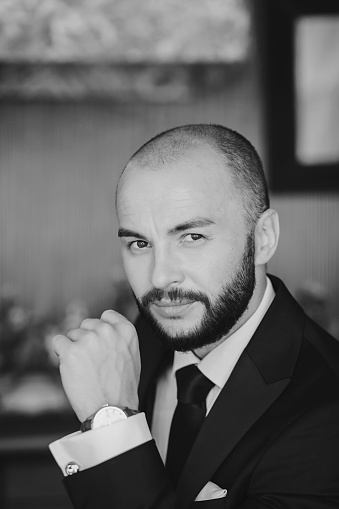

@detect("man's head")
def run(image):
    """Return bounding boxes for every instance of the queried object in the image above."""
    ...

[116,124,279,355]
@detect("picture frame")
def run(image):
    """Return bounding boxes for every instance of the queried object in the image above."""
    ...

[257,0,339,192]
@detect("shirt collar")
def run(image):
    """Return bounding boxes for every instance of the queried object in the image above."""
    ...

[173,277,275,387]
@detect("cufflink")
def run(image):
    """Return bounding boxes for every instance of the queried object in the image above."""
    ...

[65,462,80,476]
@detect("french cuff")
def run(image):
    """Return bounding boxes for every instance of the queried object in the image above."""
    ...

[49,412,152,476]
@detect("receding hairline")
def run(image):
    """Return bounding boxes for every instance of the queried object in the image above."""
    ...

[116,123,270,227]
[117,141,234,204]
[117,131,235,200]
[126,139,224,175]
[123,126,227,172]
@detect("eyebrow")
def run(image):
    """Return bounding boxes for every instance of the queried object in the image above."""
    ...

[118,217,215,239]
[118,227,146,238]
[168,218,215,234]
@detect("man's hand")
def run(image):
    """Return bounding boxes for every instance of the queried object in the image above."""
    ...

[53,310,141,422]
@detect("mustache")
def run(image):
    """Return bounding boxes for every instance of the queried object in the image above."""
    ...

[140,287,211,309]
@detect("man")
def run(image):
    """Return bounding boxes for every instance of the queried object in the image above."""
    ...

[51,124,339,508]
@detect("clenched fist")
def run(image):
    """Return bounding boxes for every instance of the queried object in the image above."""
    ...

[53,310,141,422]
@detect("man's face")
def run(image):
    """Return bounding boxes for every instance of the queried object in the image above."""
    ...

[117,147,257,352]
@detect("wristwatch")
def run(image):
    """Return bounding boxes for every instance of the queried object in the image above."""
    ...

[80,404,139,432]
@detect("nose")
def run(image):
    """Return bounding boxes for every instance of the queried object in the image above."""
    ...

[150,247,184,289]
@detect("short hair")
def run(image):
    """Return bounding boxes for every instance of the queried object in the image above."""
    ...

[120,124,270,228]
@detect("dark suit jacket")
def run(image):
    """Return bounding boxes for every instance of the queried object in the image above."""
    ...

[63,276,339,508]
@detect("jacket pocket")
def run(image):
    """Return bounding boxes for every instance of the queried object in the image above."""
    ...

[192,498,226,508]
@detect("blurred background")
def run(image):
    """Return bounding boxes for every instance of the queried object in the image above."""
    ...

[0,0,338,507]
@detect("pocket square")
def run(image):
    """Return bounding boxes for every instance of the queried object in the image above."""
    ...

[195,481,227,502]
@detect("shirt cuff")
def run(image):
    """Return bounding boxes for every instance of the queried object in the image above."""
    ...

[49,412,152,476]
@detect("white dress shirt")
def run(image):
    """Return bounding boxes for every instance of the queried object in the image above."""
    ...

[50,277,275,475]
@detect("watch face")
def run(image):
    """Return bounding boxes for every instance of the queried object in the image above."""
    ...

[92,406,127,429]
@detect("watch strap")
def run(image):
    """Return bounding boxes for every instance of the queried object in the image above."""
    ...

[80,419,93,433]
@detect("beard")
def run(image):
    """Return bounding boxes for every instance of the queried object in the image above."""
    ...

[134,233,256,352]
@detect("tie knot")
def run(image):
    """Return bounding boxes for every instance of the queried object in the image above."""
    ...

[175,364,214,404]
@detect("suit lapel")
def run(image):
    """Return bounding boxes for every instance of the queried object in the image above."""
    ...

[176,276,305,508]
[176,352,290,507]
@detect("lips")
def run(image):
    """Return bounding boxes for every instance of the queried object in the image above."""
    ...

[151,300,195,318]
[153,299,193,307]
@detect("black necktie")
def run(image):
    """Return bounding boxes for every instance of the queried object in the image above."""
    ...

[166,364,214,487]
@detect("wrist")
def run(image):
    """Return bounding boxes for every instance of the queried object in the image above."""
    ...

[80,404,140,432]
[72,392,107,423]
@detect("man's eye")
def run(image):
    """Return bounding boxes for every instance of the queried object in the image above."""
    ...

[184,233,204,243]
[129,240,149,251]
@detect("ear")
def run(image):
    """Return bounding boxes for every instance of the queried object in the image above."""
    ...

[254,208,280,266]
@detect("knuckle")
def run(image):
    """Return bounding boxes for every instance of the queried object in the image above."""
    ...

[95,321,112,337]
[100,309,116,321]
[79,330,97,346]
[80,318,93,328]
[52,334,68,352]
[52,333,62,344]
